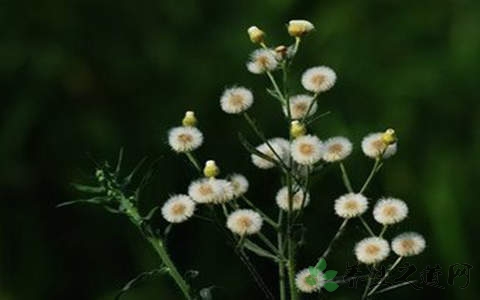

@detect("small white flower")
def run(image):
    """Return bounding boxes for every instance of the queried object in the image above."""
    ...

[301,66,336,93]
[226,209,263,235]
[355,237,390,264]
[295,268,325,293]
[288,20,315,37]
[247,49,278,74]
[213,179,235,204]
[188,178,222,204]
[161,195,196,223]
[284,94,317,119]
[220,87,254,114]
[334,193,368,219]
[373,198,408,225]
[168,126,203,153]
[323,137,353,162]
[291,135,324,165]
[392,232,426,257]
[361,132,397,159]
[251,142,285,169]
[229,174,249,197]
[276,186,310,211]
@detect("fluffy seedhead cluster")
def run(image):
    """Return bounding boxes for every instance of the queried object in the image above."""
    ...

[67,19,426,300]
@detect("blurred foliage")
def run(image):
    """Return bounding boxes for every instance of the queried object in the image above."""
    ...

[1,0,479,299]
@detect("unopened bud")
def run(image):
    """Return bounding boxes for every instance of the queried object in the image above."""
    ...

[382,128,397,145]
[203,160,220,178]
[287,20,315,37]
[290,121,306,138]
[182,111,197,127]
[247,26,265,44]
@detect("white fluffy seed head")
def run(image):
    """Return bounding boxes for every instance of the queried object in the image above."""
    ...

[361,132,397,159]
[301,66,336,93]
[276,186,310,211]
[188,178,221,204]
[295,268,325,293]
[226,209,263,236]
[392,232,426,257]
[161,195,196,223]
[334,193,368,219]
[323,136,353,162]
[355,237,390,264]
[229,174,249,197]
[247,49,278,74]
[291,135,324,165]
[284,94,317,119]
[269,137,291,163]
[251,142,285,169]
[373,198,408,225]
[213,179,235,204]
[220,87,254,114]
[168,126,203,153]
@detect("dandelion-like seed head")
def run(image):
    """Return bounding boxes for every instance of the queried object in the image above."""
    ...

[355,237,390,264]
[226,209,263,236]
[295,268,325,293]
[220,87,254,114]
[373,198,408,225]
[291,134,324,165]
[276,186,310,211]
[392,232,426,257]
[247,26,265,44]
[213,179,235,204]
[188,178,221,204]
[229,174,249,197]
[161,194,196,223]
[334,193,368,219]
[361,132,397,159]
[284,94,317,120]
[287,20,315,37]
[251,142,285,169]
[168,126,203,153]
[301,66,336,93]
[323,136,353,162]
[247,49,278,74]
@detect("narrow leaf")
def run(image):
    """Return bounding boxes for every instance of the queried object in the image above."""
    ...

[71,183,104,193]
[116,147,124,173]
[115,267,167,300]
[324,281,339,292]
[243,240,278,261]
[238,133,278,165]
[56,197,107,208]
[144,206,159,221]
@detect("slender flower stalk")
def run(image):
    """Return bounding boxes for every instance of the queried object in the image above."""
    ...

[321,218,349,258]
[367,256,403,296]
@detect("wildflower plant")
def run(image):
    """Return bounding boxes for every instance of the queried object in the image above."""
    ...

[61,19,426,299]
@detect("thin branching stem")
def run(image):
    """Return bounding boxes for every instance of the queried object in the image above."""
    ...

[321,218,349,259]
[241,195,278,228]
[277,210,287,300]
[359,216,376,237]
[266,71,286,104]
[340,162,354,193]
[258,232,281,255]
[185,152,201,174]
[379,225,388,238]
[360,158,382,194]
[367,256,403,296]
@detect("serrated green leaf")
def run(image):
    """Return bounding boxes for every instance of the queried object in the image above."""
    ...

[305,275,317,286]
[308,266,319,277]
[315,258,327,271]
[324,282,339,292]
[323,270,338,280]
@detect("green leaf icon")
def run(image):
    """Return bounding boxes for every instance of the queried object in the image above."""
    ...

[315,258,327,271]
[324,281,339,292]
[309,266,320,277]
[305,275,317,286]
[323,270,338,280]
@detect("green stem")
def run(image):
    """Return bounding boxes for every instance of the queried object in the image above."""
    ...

[258,232,280,255]
[359,216,375,237]
[340,162,354,193]
[321,219,349,258]
[266,71,286,104]
[185,152,201,173]
[241,195,278,228]
[277,210,287,300]
[360,158,381,194]
[367,257,403,297]
[362,276,373,299]
[379,225,388,238]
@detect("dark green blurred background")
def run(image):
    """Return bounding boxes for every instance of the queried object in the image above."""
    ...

[1,0,479,299]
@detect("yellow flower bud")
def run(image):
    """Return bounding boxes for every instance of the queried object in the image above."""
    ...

[247,26,265,44]
[290,121,306,138]
[182,111,197,127]
[287,20,314,37]
[382,128,397,145]
[203,160,220,178]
